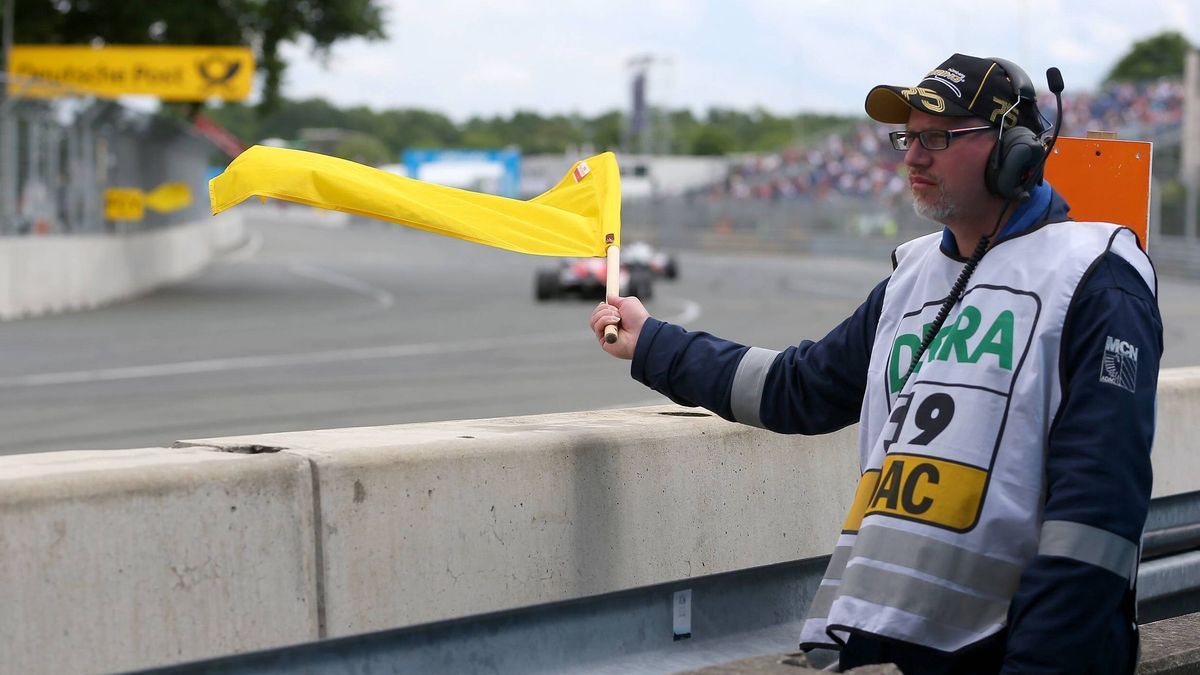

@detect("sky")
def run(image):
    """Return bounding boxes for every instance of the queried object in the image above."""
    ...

[274,0,1200,121]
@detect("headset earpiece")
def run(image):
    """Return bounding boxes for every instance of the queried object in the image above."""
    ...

[982,58,1046,201]
[985,126,1044,201]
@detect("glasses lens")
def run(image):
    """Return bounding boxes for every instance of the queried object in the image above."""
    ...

[889,131,909,151]
[920,130,950,150]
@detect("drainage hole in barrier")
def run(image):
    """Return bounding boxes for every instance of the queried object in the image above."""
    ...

[224,445,286,454]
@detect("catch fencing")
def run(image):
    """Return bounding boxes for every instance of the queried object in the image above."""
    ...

[0,73,212,237]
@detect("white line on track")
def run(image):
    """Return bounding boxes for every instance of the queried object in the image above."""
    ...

[0,333,571,387]
[288,262,396,308]
[218,230,264,264]
[674,299,702,324]
[0,296,705,388]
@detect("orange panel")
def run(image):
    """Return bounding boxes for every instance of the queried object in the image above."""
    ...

[1044,136,1152,250]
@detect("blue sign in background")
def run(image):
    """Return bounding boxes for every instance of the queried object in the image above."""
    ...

[402,148,522,198]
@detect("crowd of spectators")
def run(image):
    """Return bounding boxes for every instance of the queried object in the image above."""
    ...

[705,78,1185,204]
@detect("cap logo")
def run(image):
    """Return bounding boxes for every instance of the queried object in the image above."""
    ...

[989,96,1018,128]
[900,86,946,114]
[924,77,963,98]
[923,68,966,98]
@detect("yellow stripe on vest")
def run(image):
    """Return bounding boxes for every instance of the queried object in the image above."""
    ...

[861,453,988,531]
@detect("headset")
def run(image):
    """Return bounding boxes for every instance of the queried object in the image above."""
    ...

[900,59,1065,386]
[984,57,1064,201]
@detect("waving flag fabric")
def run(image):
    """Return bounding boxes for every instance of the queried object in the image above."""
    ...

[209,146,620,257]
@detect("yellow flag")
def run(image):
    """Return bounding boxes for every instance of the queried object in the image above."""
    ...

[209,146,621,257]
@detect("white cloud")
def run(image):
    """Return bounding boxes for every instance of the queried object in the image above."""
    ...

[467,62,534,88]
[1045,37,1101,65]
[274,0,1200,118]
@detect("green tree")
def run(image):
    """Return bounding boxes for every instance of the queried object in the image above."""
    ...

[1105,31,1194,83]
[9,0,387,112]
[689,124,736,156]
[207,97,857,158]
[333,133,391,165]
[584,111,625,151]
[374,109,461,151]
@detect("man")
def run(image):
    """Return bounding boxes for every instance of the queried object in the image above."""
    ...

[589,54,1162,674]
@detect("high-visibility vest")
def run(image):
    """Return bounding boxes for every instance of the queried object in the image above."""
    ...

[800,221,1154,653]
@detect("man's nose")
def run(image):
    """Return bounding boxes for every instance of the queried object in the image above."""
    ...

[904,141,932,169]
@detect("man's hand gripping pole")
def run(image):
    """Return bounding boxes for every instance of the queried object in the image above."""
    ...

[604,244,620,344]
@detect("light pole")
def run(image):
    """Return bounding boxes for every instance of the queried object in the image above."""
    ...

[626,53,676,155]
[1,0,14,234]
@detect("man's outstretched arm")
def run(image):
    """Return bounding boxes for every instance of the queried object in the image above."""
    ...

[590,277,889,435]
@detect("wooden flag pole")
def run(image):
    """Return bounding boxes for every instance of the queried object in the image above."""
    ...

[604,244,621,344]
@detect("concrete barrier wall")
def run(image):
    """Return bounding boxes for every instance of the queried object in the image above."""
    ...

[1149,367,1200,498]
[2,368,1199,673]
[0,447,317,675]
[182,409,861,638]
[0,214,243,320]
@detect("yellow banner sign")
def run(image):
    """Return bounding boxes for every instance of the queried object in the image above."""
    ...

[104,188,145,221]
[104,183,192,221]
[145,182,193,213]
[8,45,254,101]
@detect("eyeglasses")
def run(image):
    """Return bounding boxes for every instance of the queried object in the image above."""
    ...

[889,125,994,151]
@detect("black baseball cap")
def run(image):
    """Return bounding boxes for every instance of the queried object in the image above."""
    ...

[865,53,1041,130]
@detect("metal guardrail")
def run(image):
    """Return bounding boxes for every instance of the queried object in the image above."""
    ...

[1145,524,1200,560]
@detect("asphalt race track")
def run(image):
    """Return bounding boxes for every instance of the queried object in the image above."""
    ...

[3,205,1199,455]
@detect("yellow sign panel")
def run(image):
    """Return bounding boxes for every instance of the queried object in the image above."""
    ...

[8,45,253,101]
[861,453,988,532]
[145,182,193,213]
[842,454,990,533]
[105,189,145,221]
[104,183,192,221]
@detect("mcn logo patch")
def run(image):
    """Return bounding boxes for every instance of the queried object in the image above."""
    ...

[1100,336,1139,392]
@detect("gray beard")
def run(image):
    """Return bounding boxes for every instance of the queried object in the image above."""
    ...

[912,186,956,224]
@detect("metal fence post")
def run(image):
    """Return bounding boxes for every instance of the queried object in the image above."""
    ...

[1183,50,1200,242]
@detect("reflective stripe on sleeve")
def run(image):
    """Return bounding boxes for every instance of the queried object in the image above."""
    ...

[729,347,780,428]
[1038,520,1138,580]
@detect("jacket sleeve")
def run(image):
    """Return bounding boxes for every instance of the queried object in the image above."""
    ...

[630,276,888,435]
[1002,252,1163,674]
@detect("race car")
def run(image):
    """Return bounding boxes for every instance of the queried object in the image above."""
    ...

[535,258,654,301]
[623,241,678,280]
